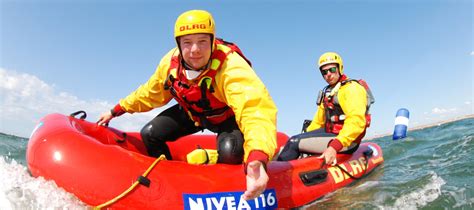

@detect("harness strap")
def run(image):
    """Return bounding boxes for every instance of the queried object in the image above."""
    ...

[189,106,230,116]
[164,40,246,128]
[198,77,212,111]
[323,77,375,133]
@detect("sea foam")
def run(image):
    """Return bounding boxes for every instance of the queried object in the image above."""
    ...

[0,156,87,209]
[393,172,446,209]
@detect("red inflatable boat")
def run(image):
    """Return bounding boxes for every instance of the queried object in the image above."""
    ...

[27,112,384,209]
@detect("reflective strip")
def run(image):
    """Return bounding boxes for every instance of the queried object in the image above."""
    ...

[217,44,232,53]
[170,68,177,78]
[210,59,221,70]
[394,116,409,126]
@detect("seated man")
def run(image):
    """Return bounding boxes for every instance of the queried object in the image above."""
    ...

[277,52,374,165]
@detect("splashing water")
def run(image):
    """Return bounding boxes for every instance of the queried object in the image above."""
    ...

[393,172,445,209]
[0,157,87,209]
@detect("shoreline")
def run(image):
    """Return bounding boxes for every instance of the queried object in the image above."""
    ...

[366,114,473,140]
[2,114,473,140]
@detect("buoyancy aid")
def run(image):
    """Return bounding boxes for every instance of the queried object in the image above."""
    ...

[164,38,251,128]
[317,76,375,134]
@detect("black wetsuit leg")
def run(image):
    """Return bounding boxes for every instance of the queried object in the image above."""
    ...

[278,129,360,161]
[277,129,335,161]
[277,134,303,161]
[140,104,201,159]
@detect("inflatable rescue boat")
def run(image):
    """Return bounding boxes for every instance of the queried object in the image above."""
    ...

[27,112,384,209]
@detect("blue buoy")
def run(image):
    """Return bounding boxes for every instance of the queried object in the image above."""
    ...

[393,108,410,140]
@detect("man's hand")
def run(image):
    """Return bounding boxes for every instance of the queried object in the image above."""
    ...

[97,111,113,126]
[318,146,337,166]
[242,160,268,200]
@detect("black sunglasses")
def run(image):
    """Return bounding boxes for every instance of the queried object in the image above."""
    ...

[320,67,338,75]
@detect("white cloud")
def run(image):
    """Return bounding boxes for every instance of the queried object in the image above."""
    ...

[431,107,457,114]
[431,108,446,114]
[471,51,474,56]
[421,103,473,127]
[0,68,165,137]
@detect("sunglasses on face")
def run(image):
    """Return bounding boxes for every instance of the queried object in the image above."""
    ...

[320,67,338,75]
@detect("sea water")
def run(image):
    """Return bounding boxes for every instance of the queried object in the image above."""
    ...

[0,118,472,209]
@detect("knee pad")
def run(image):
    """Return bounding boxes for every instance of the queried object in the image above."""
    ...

[140,123,154,141]
[217,133,244,164]
[277,136,301,161]
[140,123,171,159]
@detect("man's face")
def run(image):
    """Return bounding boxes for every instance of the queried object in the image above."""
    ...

[320,63,340,86]
[179,34,212,70]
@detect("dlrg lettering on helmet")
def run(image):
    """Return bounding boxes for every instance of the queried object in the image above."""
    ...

[179,24,207,32]
[174,10,216,50]
[174,10,215,39]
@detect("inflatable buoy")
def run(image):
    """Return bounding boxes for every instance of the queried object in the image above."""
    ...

[393,108,410,140]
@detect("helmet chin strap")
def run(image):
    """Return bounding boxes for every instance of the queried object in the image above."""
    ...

[182,58,212,80]
[181,58,211,71]
[182,60,196,70]
[337,73,344,82]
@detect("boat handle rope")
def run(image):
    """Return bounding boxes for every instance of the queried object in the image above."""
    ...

[94,154,167,209]
[334,148,373,180]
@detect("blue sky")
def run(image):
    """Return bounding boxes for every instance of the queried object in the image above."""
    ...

[1,0,472,138]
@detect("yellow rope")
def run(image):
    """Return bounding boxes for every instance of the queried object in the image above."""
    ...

[94,155,166,209]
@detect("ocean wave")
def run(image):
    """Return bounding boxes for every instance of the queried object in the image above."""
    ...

[392,172,445,209]
[0,156,87,209]
[0,118,472,209]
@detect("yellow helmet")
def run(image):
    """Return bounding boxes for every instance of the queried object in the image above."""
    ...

[174,10,215,39]
[318,52,344,74]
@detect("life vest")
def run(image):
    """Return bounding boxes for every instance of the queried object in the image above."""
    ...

[164,38,251,128]
[317,76,375,134]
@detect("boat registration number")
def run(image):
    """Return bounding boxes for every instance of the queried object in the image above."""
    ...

[183,189,277,210]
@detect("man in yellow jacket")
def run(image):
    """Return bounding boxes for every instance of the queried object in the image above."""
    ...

[277,52,373,165]
[97,10,277,200]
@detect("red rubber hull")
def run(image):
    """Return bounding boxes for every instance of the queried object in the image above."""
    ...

[27,113,384,209]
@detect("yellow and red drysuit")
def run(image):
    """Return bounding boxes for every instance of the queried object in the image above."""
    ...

[306,75,371,151]
[111,42,277,164]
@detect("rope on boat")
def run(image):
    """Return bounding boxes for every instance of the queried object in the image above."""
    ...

[94,155,167,209]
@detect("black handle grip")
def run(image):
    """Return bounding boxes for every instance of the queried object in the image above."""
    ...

[70,110,87,120]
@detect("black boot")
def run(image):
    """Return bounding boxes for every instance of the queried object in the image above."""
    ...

[277,136,301,161]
